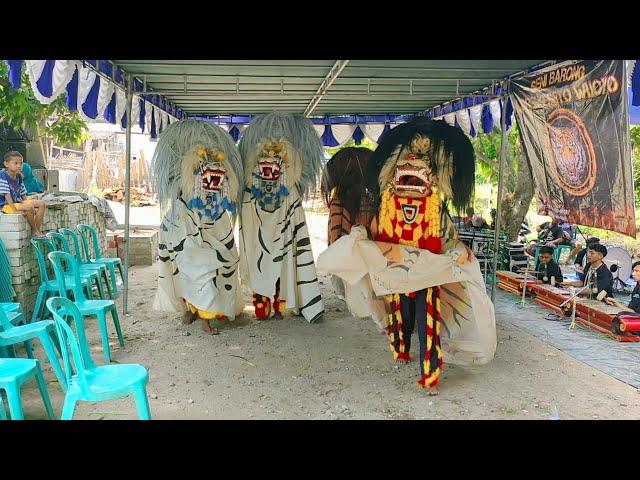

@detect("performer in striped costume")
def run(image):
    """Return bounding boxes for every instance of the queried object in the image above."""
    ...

[238,113,324,323]
[152,120,245,335]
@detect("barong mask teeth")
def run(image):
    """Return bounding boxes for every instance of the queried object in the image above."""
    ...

[388,136,438,199]
[366,119,475,215]
[188,147,234,221]
[152,119,243,219]
[250,140,290,211]
[238,112,324,207]
[195,148,228,194]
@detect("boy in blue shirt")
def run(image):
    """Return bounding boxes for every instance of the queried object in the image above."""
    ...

[0,151,45,237]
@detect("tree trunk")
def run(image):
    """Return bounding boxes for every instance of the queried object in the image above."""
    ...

[35,121,48,168]
[498,137,535,241]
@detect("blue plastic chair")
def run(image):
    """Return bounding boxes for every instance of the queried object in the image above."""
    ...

[48,251,125,364]
[59,228,113,298]
[555,244,572,264]
[0,303,26,357]
[0,358,55,420]
[46,297,150,420]
[77,224,124,299]
[1,303,25,325]
[47,232,108,300]
[1,303,21,314]
[0,304,66,390]
[31,238,91,324]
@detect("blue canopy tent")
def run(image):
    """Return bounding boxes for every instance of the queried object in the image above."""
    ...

[5,59,640,308]
[630,88,640,125]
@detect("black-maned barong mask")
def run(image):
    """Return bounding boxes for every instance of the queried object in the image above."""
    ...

[392,135,438,199]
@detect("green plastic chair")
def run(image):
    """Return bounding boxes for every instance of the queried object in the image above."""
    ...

[1,303,25,326]
[46,297,150,420]
[30,238,91,324]
[0,303,26,358]
[48,251,125,364]
[1,303,21,314]
[0,358,55,420]
[77,224,124,299]
[555,244,572,264]
[47,232,108,300]
[0,305,66,390]
[59,228,113,299]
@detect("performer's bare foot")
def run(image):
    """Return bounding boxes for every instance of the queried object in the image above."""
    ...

[182,311,197,325]
[427,386,439,396]
[201,319,219,335]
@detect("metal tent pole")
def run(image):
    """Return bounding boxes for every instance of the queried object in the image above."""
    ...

[123,74,133,315]
[491,85,509,303]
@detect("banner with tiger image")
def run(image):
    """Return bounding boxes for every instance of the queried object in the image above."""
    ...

[510,60,635,237]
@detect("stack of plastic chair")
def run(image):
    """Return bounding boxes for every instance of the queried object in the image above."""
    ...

[0,358,55,420]
[59,228,112,298]
[0,302,66,389]
[77,224,124,299]
[46,297,150,420]
[30,238,91,323]
[48,251,124,363]
[47,232,108,300]
[0,237,15,304]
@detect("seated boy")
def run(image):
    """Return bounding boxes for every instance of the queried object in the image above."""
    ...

[605,261,640,313]
[571,237,599,272]
[562,243,613,299]
[0,151,46,237]
[534,245,563,285]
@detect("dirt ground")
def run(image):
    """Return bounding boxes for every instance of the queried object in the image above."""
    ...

[16,211,640,420]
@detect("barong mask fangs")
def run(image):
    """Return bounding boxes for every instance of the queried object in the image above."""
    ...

[251,140,290,211]
[188,146,234,220]
[391,136,437,198]
[195,147,227,194]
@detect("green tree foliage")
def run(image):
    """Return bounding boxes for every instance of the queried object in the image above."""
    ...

[631,126,640,205]
[471,123,535,240]
[324,137,378,158]
[0,61,89,159]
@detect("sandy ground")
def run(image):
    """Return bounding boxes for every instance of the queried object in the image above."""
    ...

[15,211,640,420]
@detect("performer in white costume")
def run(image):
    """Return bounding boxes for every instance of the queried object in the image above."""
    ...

[238,112,324,323]
[152,120,244,334]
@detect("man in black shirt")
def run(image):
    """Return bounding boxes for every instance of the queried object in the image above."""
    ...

[525,217,565,256]
[572,237,600,273]
[605,261,640,313]
[534,245,563,285]
[563,243,613,299]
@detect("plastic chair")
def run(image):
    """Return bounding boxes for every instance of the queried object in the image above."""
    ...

[48,251,125,364]
[30,238,91,324]
[555,244,572,264]
[0,306,66,390]
[46,297,150,420]
[0,303,26,358]
[59,228,113,299]
[0,358,55,420]
[77,224,124,299]
[47,232,108,300]
[1,303,21,314]
[1,303,25,325]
